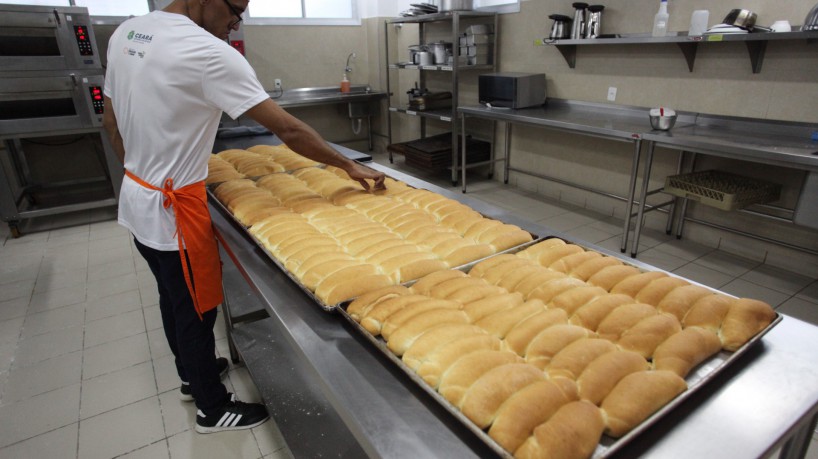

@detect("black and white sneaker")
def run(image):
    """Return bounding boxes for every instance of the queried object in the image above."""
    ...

[195,393,269,434]
[180,357,230,402]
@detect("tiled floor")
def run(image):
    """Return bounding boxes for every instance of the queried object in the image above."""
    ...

[0,154,816,458]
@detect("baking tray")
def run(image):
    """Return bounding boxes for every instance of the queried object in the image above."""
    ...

[207,179,542,312]
[336,235,782,458]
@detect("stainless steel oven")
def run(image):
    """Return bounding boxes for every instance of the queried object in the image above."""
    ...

[0,4,102,72]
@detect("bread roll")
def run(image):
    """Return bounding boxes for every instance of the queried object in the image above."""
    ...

[611,271,669,298]
[569,294,635,331]
[429,276,489,299]
[380,298,461,340]
[535,244,585,267]
[577,350,650,405]
[514,401,605,459]
[347,285,412,320]
[460,363,547,428]
[380,252,438,282]
[682,294,732,332]
[634,276,690,306]
[474,299,547,339]
[360,294,431,335]
[569,255,624,281]
[525,324,594,370]
[546,338,618,380]
[601,370,687,438]
[482,259,537,286]
[719,298,776,351]
[653,326,722,377]
[548,250,601,274]
[401,324,486,372]
[512,270,567,298]
[417,334,503,388]
[397,258,449,283]
[527,277,586,304]
[462,292,525,322]
[495,264,544,291]
[617,313,682,359]
[438,350,522,407]
[468,254,520,278]
[587,265,641,291]
[314,263,380,299]
[488,379,578,453]
[549,286,608,315]
[445,284,508,304]
[488,229,534,252]
[476,223,523,244]
[410,269,467,296]
[518,238,566,260]
[318,273,394,306]
[596,303,657,342]
[444,243,495,267]
[503,309,569,357]
[294,252,356,280]
[656,284,713,321]
[300,259,360,291]
[463,219,504,240]
[387,309,470,355]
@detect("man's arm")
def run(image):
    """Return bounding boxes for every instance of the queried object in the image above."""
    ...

[244,99,385,190]
[102,96,126,165]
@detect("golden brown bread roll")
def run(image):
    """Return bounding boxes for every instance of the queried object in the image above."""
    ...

[518,238,566,259]
[380,298,461,340]
[549,286,609,315]
[495,264,544,291]
[463,219,504,240]
[474,299,547,339]
[460,363,547,428]
[397,258,449,283]
[527,277,586,304]
[611,271,669,298]
[617,313,682,359]
[476,223,523,244]
[569,293,635,331]
[444,243,495,268]
[430,237,472,257]
[524,324,594,370]
[386,309,470,355]
[429,276,490,299]
[634,276,690,306]
[656,284,713,322]
[515,401,605,459]
[719,298,776,351]
[445,284,508,304]
[535,244,585,267]
[410,269,467,296]
[653,326,722,377]
[488,229,534,252]
[438,350,522,407]
[468,254,520,278]
[596,303,657,342]
[311,263,380,293]
[682,294,732,332]
[512,270,567,298]
[417,334,503,388]
[359,294,430,335]
[548,250,601,274]
[401,324,486,372]
[569,255,624,281]
[347,285,412,320]
[318,273,394,306]
[587,265,641,291]
[546,337,618,380]
[503,309,570,356]
[577,350,650,405]
[601,370,687,438]
[294,252,356,280]
[488,378,578,453]
[481,258,538,286]
[462,292,524,322]
[299,258,360,291]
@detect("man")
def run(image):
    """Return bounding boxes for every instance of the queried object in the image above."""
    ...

[102,0,385,434]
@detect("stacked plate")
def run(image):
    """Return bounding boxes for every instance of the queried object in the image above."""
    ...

[400,3,438,17]
[704,23,749,34]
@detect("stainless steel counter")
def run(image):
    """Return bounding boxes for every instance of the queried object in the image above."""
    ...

[270,85,387,110]
[212,150,818,459]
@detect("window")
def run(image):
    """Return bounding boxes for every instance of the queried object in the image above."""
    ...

[74,0,149,17]
[475,0,520,14]
[0,0,70,5]
[245,0,360,26]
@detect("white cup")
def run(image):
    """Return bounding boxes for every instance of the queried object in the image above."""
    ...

[771,20,792,32]
[688,10,710,36]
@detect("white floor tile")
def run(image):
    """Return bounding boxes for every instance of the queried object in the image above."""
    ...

[672,262,735,290]
[630,248,690,272]
[2,350,82,404]
[147,328,173,360]
[167,426,263,459]
[80,361,157,419]
[777,297,818,327]
[0,317,23,348]
[0,422,78,459]
[21,303,85,339]
[78,396,165,459]
[82,333,151,380]
[87,247,134,270]
[253,420,288,458]
[27,284,86,314]
[85,273,139,302]
[693,250,760,278]
[158,389,196,438]
[153,354,181,395]
[0,297,28,322]
[0,279,34,303]
[33,269,87,294]
[652,238,714,262]
[228,367,262,403]
[84,290,142,323]
[0,383,80,448]
[13,325,83,368]
[720,279,792,307]
[798,282,818,304]
[117,439,171,459]
[562,225,616,244]
[87,258,135,282]
[740,264,816,296]
[144,305,163,331]
[83,309,145,349]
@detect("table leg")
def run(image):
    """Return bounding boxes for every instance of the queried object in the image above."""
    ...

[778,411,818,459]
[221,283,241,363]
[675,152,697,239]
[666,150,685,234]
[632,140,656,258]
[461,114,468,193]
[504,123,512,184]
[621,138,643,254]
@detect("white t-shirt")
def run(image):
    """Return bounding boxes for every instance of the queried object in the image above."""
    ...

[104,11,268,250]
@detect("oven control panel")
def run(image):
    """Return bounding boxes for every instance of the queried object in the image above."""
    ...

[74,25,94,56]
[88,86,104,115]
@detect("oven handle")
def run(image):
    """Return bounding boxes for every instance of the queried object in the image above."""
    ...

[70,73,78,88]
[53,9,61,26]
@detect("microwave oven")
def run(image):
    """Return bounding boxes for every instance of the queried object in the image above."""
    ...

[478,72,546,109]
[0,4,102,72]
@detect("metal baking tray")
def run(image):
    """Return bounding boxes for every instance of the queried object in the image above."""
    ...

[336,235,782,458]
[207,179,542,312]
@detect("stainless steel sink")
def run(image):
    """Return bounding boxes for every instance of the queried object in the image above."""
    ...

[279,84,375,101]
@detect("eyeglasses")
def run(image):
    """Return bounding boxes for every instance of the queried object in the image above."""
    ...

[222,0,244,28]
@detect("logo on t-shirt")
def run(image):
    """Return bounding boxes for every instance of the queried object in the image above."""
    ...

[127,30,153,44]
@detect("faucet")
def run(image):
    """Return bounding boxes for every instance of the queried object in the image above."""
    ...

[345,52,356,74]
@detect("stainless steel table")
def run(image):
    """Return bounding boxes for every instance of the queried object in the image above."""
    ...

[212,157,818,459]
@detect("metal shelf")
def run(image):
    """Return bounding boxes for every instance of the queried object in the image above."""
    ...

[388,106,455,122]
[387,11,496,24]
[536,30,818,73]
[388,63,495,72]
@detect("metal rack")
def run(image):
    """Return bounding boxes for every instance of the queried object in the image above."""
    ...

[384,11,498,185]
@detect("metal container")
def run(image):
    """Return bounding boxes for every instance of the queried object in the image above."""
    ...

[571,2,588,39]
[439,0,473,12]
[428,41,452,65]
[548,14,572,40]
[804,2,818,31]
[585,4,604,38]
[414,51,433,66]
[649,114,677,130]
[722,8,757,30]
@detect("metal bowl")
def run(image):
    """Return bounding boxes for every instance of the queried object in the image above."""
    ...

[650,114,677,130]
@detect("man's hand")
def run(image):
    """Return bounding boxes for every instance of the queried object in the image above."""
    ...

[345,161,386,191]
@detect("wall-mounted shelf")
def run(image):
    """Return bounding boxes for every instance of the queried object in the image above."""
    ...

[388,106,454,122]
[535,30,818,74]
[388,63,495,72]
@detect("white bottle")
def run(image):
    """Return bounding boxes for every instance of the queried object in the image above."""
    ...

[652,0,669,37]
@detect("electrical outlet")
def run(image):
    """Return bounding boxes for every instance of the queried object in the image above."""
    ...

[274,79,282,90]
[607,86,617,102]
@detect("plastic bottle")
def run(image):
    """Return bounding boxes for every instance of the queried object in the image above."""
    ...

[340,74,351,93]
[652,0,669,37]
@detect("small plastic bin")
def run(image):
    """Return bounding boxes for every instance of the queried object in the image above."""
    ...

[664,170,781,211]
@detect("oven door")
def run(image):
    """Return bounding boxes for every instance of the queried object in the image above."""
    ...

[0,72,106,136]
[0,5,102,72]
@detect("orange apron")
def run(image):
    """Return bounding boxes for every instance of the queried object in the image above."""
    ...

[125,170,223,319]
